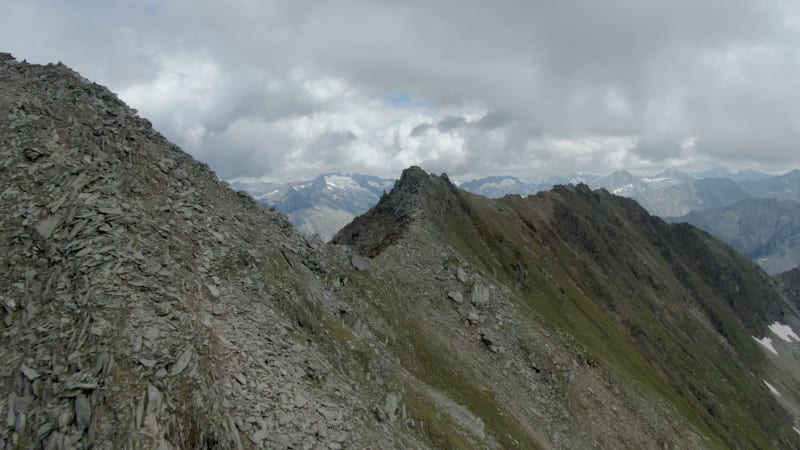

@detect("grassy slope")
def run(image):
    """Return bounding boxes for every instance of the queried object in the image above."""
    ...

[330,169,800,448]
[345,268,545,449]
[439,186,798,449]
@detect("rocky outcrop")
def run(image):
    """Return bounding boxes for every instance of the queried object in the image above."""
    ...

[776,266,800,307]
[332,166,460,257]
[0,53,412,450]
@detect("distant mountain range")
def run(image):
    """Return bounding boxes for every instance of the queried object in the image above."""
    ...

[234,168,800,272]
[459,173,599,198]
[592,169,771,216]
[231,174,394,240]
[673,198,800,274]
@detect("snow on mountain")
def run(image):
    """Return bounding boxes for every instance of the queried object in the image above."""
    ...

[237,173,395,240]
[769,322,800,342]
[612,183,635,195]
[233,168,800,272]
[228,179,280,200]
[323,174,363,190]
[641,169,689,189]
[459,176,535,198]
[593,170,647,196]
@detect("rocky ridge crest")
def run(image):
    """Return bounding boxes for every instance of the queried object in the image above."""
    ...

[0,53,421,450]
[332,166,459,257]
[3,53,800,450]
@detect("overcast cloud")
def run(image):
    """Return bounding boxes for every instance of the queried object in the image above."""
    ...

[2,0,799,182]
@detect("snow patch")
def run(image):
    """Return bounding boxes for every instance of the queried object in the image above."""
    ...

[324,175,362,190]
[763,380,782,397]
[753,336,779,355]
[794,427,800,436]
[768,322,800,343]
[641,176,680,187]
[367,180,392,189]
[483,179,519,190]
[612,183,634,195]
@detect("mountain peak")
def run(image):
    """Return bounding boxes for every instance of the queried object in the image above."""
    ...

[396,165,451,188]
[655,167,692,180]
[400,164,427,178]
[332,166,458,256]
[378,166,458,209]
[610,169,634,175]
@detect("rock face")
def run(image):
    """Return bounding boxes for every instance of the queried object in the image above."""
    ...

[776,266,800,307]
[0,53,413,450]
[2,53,800,450]
[675,198,800,274]
[331,166,459,257]
[634,176,752,217]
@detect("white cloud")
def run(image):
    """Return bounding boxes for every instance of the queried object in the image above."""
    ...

[119,53,222,147]
[3,0,800,181]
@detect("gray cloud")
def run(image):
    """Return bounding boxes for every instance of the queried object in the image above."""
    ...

[437,116,468,132]
[202,123,294,179]
[632,135,686,163]
[476,111,511,130]
[409,123,433,137]
[2,0,799,181]
[306,130,358,164]
[312,130,357,148]
[412,111,512,139]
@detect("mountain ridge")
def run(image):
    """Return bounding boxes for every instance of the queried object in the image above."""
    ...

[675,198,800,274]
[242,166,800,273]
[4,53,800,449]
[232,173,394,240]
[0,52,419,449]
[338,168,800,447]
[332,166,460,257]
[239,166,796,238]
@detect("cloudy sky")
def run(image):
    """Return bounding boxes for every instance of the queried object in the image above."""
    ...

[3,0,800,182]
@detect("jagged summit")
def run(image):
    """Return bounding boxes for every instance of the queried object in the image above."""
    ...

[386,165,460,216]
[332,166,459,256]
[336,159,800,447]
